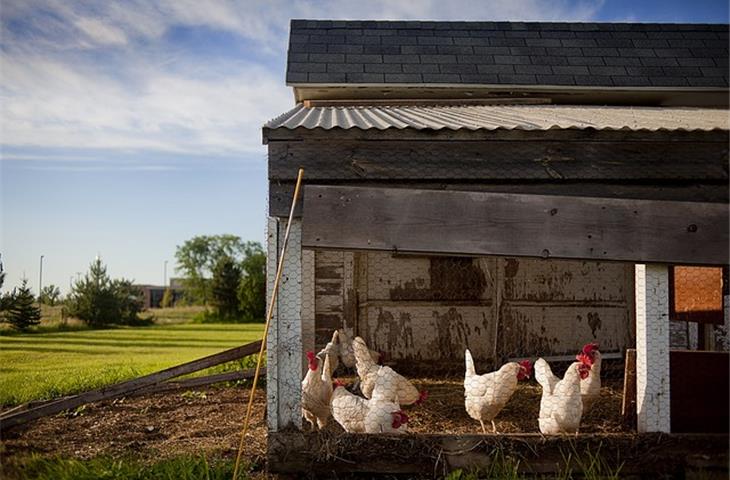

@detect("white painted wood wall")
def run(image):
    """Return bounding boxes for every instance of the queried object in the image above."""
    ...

[635,264,671,433]
[266,217,306,432]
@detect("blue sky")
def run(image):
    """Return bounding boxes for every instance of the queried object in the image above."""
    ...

[1,0,728,294]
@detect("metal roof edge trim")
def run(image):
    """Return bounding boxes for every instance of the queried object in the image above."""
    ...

[265,124,730,133]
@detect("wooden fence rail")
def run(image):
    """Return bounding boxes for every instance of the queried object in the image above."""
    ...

[0,340,262,430]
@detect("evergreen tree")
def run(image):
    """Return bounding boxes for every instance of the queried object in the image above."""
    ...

[67,257,142,326]
[211,256,242,320]
[5,279,41,331]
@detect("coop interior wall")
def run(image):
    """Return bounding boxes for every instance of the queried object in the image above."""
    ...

[310,250,635,368]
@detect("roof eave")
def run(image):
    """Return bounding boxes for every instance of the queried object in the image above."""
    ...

[288,83,729,107]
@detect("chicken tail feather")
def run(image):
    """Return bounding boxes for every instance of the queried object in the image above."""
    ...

[353,336,376,368]
[321,353,332,382]
[464,349,476,377]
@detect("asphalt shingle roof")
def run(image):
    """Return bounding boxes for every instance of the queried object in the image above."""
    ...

[287,20,729,88]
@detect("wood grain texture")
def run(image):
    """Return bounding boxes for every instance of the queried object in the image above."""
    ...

[268,431,729,476]
[269,182,730,217]
[269,140,728,181]
[302,186,729,265]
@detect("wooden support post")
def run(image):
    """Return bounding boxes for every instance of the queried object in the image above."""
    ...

[266,217,303,432]
[635,264,671,433]
[622,348,637,429]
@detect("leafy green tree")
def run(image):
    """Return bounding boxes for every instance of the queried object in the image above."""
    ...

[175,235,247,304]
[211,256,242,320]
[238,245,266,322]
[175,235,265,305]
[66,257,143,327]
[0,256,8,317]
[5,279,41,331]
[40,284,62,306]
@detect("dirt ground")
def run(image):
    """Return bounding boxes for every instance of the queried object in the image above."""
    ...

[2,387,268,467]
[2,376,626,471]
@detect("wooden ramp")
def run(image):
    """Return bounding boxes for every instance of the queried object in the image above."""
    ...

[0,340,263,431]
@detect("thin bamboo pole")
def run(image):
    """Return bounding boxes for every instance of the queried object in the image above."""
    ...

[232,168,304,480]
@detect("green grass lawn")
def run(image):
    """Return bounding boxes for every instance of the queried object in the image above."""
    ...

[0,323,264,406]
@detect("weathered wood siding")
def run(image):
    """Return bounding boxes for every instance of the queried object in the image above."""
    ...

[311,250,634,367]
[497,257,634,358]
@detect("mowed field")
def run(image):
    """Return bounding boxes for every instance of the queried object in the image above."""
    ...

[0,323,264,406]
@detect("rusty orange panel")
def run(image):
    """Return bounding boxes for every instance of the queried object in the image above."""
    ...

[671,266,724,325]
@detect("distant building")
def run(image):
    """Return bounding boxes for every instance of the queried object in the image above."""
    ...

[134,281,185,309]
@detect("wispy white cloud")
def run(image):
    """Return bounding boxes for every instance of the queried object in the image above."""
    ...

[1,0,603,160]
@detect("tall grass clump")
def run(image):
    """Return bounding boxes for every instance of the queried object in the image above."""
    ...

[6,454,251,480]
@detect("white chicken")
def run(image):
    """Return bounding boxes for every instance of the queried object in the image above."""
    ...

[353,336,426,406]
[463,349,532,433]
[337,329,380,369]
[578,343,601,413]
[301,351,333,430]
[534,358,591,434]
[330,371,409,434]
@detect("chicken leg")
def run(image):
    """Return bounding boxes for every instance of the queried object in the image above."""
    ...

[479,420,487,434]
[491,420,498,434]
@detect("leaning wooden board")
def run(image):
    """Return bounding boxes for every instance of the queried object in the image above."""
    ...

[302,186,728,265]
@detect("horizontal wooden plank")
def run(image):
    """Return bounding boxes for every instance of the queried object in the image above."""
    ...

[0,340,262,430]
[269,140,728,181]
[302,186,729,265]
[130,368,264,397]
[268,432,729,476]
[269,182,730,217]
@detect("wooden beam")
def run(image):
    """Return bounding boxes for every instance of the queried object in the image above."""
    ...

[0,340,262,430]
[130,368,264,397]
[302,98,552,107]
[268,432,729,476]
[269,182,730,217]
[269,140,728,182]
[301,186,729,265]
[622,348,637,429]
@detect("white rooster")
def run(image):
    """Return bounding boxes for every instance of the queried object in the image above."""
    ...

[353,336,426,406]
[463,349,532,433]
[578,343,601,413]
[301,351,333,430]
[330,371,409,434]
[534,358,592,434]
[536,342,602,413]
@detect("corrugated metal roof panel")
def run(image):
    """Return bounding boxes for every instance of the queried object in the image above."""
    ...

[264,104,729,132]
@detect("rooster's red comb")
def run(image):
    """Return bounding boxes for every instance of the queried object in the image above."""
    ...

[519,360,533,373]
[582,342,599,355]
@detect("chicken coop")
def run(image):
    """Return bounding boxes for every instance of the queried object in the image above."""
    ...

[263,20,729,477]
